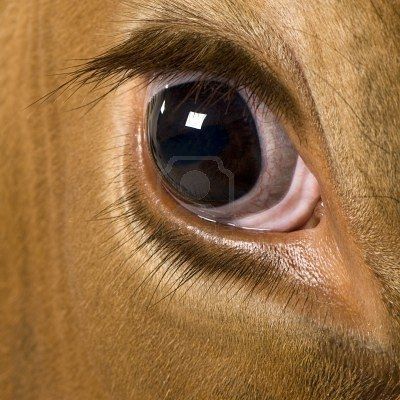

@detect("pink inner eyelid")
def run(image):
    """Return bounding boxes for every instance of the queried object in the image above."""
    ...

[229,157,320,231]
[182,157,320,232]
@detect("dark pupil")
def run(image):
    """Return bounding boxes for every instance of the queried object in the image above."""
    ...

[147,81,262,207]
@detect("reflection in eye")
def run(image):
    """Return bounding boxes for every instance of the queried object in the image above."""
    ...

[147,79,320,232]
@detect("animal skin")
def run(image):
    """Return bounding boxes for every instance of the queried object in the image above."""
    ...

[0,1,399,399]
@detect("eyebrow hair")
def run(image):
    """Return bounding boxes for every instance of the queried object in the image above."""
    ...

[55,0,314,124]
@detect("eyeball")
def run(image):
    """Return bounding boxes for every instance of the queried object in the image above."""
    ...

[146,77,320,232]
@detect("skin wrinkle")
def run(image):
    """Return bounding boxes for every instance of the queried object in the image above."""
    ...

[1,0,400,399]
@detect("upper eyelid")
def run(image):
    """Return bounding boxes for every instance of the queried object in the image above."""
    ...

[58,18,308,124]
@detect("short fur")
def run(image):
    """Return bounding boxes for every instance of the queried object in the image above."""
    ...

[1,1,399,399]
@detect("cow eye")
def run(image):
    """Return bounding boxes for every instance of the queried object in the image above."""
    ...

[146,78,320,232]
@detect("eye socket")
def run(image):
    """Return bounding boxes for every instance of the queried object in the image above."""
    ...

[146,77,320,232]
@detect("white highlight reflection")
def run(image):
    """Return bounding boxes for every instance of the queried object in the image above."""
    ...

[185,111,207,129]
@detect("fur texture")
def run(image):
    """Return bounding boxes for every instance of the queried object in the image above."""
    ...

[1,1,399,399]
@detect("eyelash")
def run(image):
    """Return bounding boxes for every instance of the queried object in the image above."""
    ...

[43,28,298,127]
[98,172,291,307]
[146,71,277,114]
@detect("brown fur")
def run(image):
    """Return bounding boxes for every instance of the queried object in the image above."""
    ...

[1,1,399,399]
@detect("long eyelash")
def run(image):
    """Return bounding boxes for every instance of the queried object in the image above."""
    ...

[40,61,270,121]
[147,76,245,120]
[36,22,297,123]
[94,144,310,313]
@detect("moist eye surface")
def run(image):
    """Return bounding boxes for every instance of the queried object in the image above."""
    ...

[146,78,320,231]
[147,81,262,207]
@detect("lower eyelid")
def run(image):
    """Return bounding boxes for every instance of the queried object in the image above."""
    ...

[237,158,320,228]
